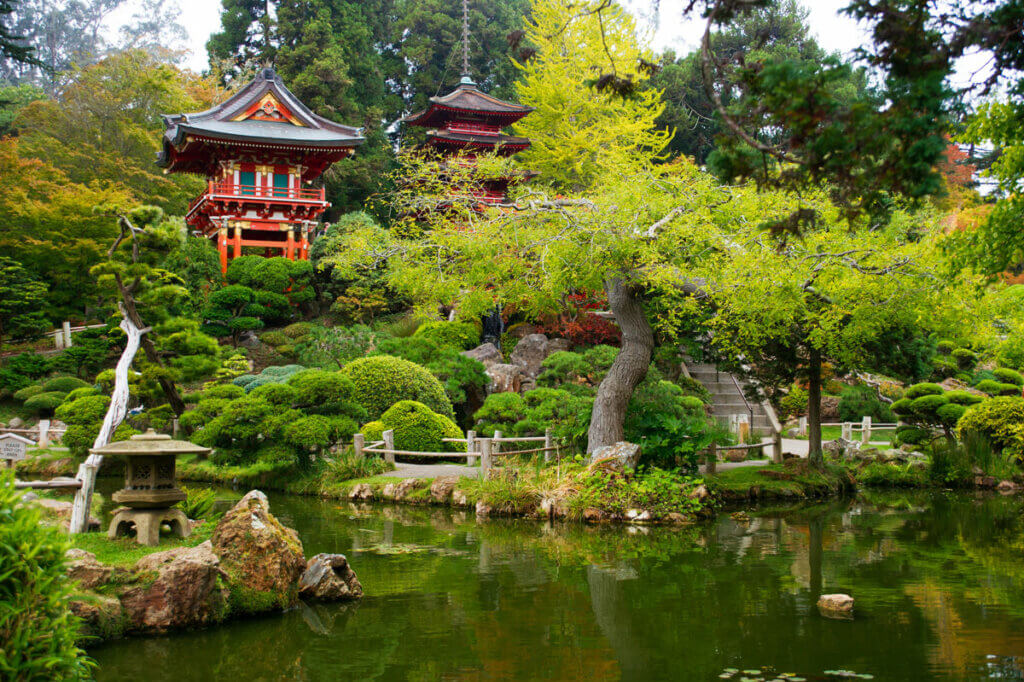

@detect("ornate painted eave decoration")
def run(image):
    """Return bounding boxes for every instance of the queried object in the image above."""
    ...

[157,68,364,172]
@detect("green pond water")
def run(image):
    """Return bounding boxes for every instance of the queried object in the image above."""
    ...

[88,491,1024,681]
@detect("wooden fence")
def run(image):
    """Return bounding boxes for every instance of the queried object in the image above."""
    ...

[797,416,899,443]
[352,428,560,476]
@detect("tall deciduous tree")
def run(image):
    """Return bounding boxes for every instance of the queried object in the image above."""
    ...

[513,0,671,190]
[704,201,956,463]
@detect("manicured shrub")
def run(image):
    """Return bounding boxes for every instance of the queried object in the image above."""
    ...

[23,391,68,414]
[890,398,913,416]
[374,334,489,410]
[0,369,32,394]
[931,355,957,378]
[974,379,1020,396]
[340,355,454,420]
[677,375,713,404]
[537,345,618,394]
[473,392,527,436]
[286,370,365,419]
[0,473,93,680]
[944,390,985,406]
[625,378,717,470]
[361,420,386,442]
[778,384,808,419]
[951,348,978,369]
[838,385,896,423]
[365,400,462,452]
[63,387,99,402]
[12,384,44,402]
[935,340,956,354]
[259,331,290,347]
[413,320,481,350]
[294,324,376,369]
[904,383,944,399]
[971,369,997,386]
[896,425,932,446]
[957,397,1024,461]
[232,374,258,388]
[910,393,948,415]
[283,415,334,452]
[248,382,298,405]
[203,384,246,400]
[993,367,1024,387]
[5,352,52,379]
[935,402,967,425]
[282,321,315,339]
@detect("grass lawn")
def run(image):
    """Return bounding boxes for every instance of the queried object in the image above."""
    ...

[70,520,218,568]
[793,424,898,446]
[708,462,852,500]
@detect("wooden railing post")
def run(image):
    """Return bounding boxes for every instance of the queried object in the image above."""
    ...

[841,422,853,440]
[383,429,395,465]
[772,432,783,464]
[479,438,492,478]
[493,430,502,457]
[353,433,365,459]
[544,428,553,463]
[861,416,872,445]
[798,416,807,436]
[37,419,50,449]
[466,430,477,466]
[706,442,717,475]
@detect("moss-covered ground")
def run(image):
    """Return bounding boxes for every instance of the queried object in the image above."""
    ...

[707,461,854,502]
[69,521,217,568]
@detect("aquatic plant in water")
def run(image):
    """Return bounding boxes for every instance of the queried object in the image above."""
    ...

[718,666,874,681]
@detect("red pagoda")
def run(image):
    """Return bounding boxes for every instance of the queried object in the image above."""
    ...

[401,2,534,205]
[157,68,363,272]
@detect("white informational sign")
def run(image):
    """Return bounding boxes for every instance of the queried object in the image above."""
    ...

[0,433,32,464]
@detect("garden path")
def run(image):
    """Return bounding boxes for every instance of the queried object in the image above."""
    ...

[382,463,481,479]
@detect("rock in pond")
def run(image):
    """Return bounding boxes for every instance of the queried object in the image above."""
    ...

[588,441,641,471]
[212,490,307,612]
[817,593,854,619]
[299,554,363,601]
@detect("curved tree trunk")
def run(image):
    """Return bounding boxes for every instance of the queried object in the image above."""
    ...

[69,311,143,534]
[586,279,654,453]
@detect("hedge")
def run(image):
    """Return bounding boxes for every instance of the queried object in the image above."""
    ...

[362,400,462,452]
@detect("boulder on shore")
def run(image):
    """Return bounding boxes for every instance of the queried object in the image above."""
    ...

[588,442,641,471]
[486,363,526,394]
[299,554,363,601]
[510,333,552,380]
[462,343,503,369]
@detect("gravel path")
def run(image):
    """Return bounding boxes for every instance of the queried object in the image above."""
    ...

[381,462,481,479]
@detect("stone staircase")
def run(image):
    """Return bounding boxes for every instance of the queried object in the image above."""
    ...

[686,362,776,436]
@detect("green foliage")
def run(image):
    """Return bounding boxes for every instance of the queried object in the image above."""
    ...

[12,384,44,402]
[413,321,480,351]
[994,368,1024,387]
[944,390,985,406]
[904,383,944,400]
[570,467,705,519]
[248,382,298,405]
[0,472,93,680]
[838,385,896,423]
[0,256,49,350]
[177,486,219,521]
[282,322,314,339]
[323,452,392,482]
[162,236,223,313]
[340,355,454,420]
[974,379,1020,397]
[55,391,138,457]
[22,391,67,414]
[778,384,808,419]
[373,334,488,412]
[6,353,52,379]
[260,331,289,347]
[957,397,1024,461]
[473,392,527,437]
[285,370,365,419]
[537,345,618,394]
[40,376,89,393]
[857,461,928,488]
[625,377,719,470]
[895,425,932,447]
[0,370,33,394]
[473,388,593,452]
[951,348,978,369]
[294,324,375,369]
[365,400,462,452]
[201,284,265,345]
[676,375,713,405]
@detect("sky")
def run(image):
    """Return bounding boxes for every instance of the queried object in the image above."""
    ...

[106,0,872,75]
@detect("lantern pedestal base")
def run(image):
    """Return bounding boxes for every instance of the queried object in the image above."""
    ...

[108,507,191,547]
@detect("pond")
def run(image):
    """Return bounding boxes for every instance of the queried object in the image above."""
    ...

[89,490,1024,681]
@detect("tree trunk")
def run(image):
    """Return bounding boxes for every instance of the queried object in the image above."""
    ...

[69,311,142,534]
[586,279,654,453]
[807,346,823,466]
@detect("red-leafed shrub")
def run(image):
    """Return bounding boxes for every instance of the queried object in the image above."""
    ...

[539,292,621,347]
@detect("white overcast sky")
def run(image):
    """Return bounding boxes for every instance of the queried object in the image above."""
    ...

[106,0,872,75]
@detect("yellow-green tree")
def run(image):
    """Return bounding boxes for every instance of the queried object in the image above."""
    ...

[513,0,671,190]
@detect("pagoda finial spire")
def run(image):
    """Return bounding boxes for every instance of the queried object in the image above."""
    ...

[460,0,473,85]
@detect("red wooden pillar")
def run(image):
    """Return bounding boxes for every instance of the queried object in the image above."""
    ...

[286,229,295,260]
[299,228,309,261]
[217,228,229,274]
[232,225,242,259]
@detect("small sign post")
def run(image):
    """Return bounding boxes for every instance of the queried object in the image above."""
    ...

[0,433,32,468]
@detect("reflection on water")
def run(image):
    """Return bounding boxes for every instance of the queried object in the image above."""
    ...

[90,491,1024,681]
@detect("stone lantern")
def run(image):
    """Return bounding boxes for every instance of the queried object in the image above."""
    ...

[91,429,210,546]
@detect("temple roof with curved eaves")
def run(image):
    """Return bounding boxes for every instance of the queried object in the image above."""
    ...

[402,80,534,128]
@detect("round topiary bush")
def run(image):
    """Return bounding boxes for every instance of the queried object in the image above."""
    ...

[910,393,948,415]
[896,425,931,446]
[340,355,454,420]
[944,390,985,406]
[361,420,386,442]
[232,374,258,388]
[993,367,1024,387]
[23,391,69,414]
[366,400,462,452]
[286,370,365,418]
[282,322,315,339]
[248,382,298,405]
[12,384,45,402]
[40,376,90,394]
[974,379,1020,396]
[957,397,1024,460]
[413,321,481,351]
[259,331,290,347]
[935,402,966,425]
[904,383,944,400]
[203,384,246,400]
